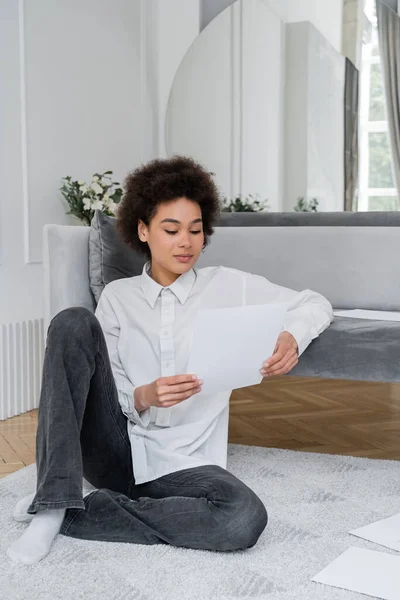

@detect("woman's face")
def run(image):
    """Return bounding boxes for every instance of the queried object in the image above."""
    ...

[138,197,205,282]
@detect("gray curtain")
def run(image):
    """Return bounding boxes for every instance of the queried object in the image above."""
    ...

[344,58,359,211]
[376,0,400,200]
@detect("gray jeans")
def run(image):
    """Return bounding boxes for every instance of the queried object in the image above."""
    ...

[28,307,268,551]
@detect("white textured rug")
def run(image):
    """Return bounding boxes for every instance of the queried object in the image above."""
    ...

[1,444,399,600]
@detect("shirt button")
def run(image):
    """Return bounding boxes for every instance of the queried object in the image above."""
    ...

[165,310,169,314]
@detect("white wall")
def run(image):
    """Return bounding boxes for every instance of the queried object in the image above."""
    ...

[0,0,147,326]
[201,0,289,27]
[284,23,309,209]
[307,24,345,211]
[0,0,346,328]
[241,0,285,208]
[200,0,234,30]
[284,22,345,211]
[154,0,200,157]
[0,0,202,327]
[286,0,343,53]
[166,0,285,210]
[166,6,234,197]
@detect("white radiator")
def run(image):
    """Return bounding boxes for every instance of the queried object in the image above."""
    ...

[0,318,45,421]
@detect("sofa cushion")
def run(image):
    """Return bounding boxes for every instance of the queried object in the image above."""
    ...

[290,316,400,382]
[89,211,146,303]
[197,226,400,311]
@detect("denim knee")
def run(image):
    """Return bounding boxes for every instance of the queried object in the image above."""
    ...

[242,492,268,548]
[46,307,101,358]
[216,485,268,551]
[48,307,99,338]
[233,491,268,550]
[50,306,95,329]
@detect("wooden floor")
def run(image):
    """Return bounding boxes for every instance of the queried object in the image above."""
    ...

[1,376,399,479]
[0,409,37,479]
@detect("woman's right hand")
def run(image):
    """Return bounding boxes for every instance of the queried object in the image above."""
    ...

[134,374,203,411]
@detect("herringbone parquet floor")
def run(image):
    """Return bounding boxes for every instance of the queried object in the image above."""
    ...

[0,410,37,479]
[1,377,399,479]
[230,377,400,459]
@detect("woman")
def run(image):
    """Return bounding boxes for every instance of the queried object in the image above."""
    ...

[7,156,333,565]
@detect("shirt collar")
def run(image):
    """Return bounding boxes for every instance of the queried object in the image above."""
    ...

[140,261,197,309]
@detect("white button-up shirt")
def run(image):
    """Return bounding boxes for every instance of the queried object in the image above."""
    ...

[94,263,333,484]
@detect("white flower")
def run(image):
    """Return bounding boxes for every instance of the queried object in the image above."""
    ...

[91,182,103,194]
[108,201,118,214]
[101,175,112,185]
[102,194,111,207]
[80,184,89,194]
[92,175,99,182]
[83,197,92,210]
[78,180,85,186]
[91,199,103,211]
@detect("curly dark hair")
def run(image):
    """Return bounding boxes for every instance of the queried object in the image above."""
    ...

[117,156,222,259]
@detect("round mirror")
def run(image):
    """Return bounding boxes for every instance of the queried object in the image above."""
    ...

[165,0,346,212]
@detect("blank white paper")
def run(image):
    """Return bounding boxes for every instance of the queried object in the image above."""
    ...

[350,514,400,552]
[186,303,287,395]
[312,547,400,600]
[334,309,400,322]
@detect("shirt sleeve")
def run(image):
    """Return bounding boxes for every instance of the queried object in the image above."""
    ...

[244,271,334,356]
[95,289,150,427]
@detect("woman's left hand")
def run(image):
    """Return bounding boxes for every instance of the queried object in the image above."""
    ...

[260,331,299,377]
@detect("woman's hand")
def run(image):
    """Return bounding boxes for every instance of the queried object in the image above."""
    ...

[260,331,298,378]
[135,375,203,411]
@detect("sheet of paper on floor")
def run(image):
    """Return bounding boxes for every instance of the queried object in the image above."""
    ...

[349,513,400,552]
[334,309,400,321]
[186,303,287,395]
[312,546,400,599]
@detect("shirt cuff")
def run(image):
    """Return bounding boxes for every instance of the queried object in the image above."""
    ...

[118,389,151,428]
[282,322,310,357]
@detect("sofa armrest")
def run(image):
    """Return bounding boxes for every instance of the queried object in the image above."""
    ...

[43,225,95,332]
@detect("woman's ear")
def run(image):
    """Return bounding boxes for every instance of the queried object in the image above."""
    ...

[138,220,147,243]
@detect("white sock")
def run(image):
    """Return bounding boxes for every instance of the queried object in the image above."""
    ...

[12,493,36,523]
[12,481,91,524]
[7,508,66,565]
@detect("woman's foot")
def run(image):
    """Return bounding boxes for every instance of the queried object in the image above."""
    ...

[7,508,66,565]
[13,480,94,524]
[12,493,36,523]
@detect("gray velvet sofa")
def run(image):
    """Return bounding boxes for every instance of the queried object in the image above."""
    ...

[43,212,400,383]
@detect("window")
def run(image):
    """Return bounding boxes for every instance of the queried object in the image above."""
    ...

[357,0,398,211]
